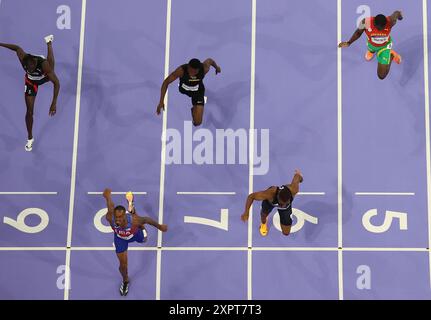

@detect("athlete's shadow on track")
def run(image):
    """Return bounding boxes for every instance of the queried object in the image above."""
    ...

[0,100,21,153]
[297,185,353,242]
[189,13,335,81]
[393,34,429,157]
[284,250,338,298]
[204,81,250,128]
[160,251,227,299]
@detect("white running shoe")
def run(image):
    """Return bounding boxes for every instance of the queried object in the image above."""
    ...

[25,138,34,152]
[119,281,129,296]
[143,228,148,243]
[44,35,54,44]
[125,191,134,213]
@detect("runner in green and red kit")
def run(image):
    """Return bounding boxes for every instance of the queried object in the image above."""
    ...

[339,11,403,80]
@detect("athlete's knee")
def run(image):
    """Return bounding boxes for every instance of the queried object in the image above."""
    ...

[193,119,202,126]
[119,262,128,270]
[26,109,33,117]
[377,68,389,80]
[281,226,291,236]
[378,73,387,80]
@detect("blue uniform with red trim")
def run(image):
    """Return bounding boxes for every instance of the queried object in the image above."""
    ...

[111,213,145,253]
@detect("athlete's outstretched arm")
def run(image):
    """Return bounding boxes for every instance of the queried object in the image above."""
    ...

[0,43,26,63]
[136,216,168,232]
[338,19,365,48]
[241,188,274,222]
[390,10,403,27]
[42,62,60,116]
[103,188,115,225]
[203,58,221,75]
[156,66,184,115]
[287,169,303,197]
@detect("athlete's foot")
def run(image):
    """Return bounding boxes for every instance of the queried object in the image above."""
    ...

[44,35,54,44]
[25,138,34,152]
[119,281,129,296]
[391,50,402,64]
[259,218,269,237]
[365,50,375,61]
[125,191,134,212]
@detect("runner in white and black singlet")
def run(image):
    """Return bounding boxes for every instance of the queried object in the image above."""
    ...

[157,58,221,126]
[0,35,60,151]
[241,170,304,237]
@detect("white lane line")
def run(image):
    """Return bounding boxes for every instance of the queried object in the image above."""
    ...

[0,192,58,195]
[87,192,147,195]
[176,192,236,195]
[422,0,431,290]
[297,192,326,196]
[355,192,415,196]
[64,0,87,301]
[337,0,343,301]
[156,0,172,301]
[247,0,257,302]
[338,249,344,300]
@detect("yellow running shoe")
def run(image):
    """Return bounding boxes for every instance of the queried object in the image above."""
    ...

[365,50,375,61]
[391,50,402,64]
[259,219,269,236]
[125,191,134,212]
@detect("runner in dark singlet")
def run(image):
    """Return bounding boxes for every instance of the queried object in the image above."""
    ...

[156,58,221,126]
[241,170,303,236]
[0,35,60,151]
[103,189,168,296]
[339,11,403,80]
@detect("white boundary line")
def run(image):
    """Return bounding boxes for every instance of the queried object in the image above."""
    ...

[87,192,147,195]
[177,192,236,195]
[337,0,343,301]
[355,192,415,196]
[63,0,87,301]
[423,0,431,289]
[247,0,257,301]
[156,0,172,301]
[252,247,336,251]
[0,246,427,252]
[0,192,58,195]
[0,247,66,251]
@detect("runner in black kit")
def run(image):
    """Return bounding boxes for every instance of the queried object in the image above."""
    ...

[241,170,304,236]
[156,58,221,126]
[0,35,60,151]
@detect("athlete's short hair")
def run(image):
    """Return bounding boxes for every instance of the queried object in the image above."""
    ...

[114,205,126,213]
[374,14,387,29]
[278,187,292,204]
[188,58,202,69]
[22,54,33,67]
